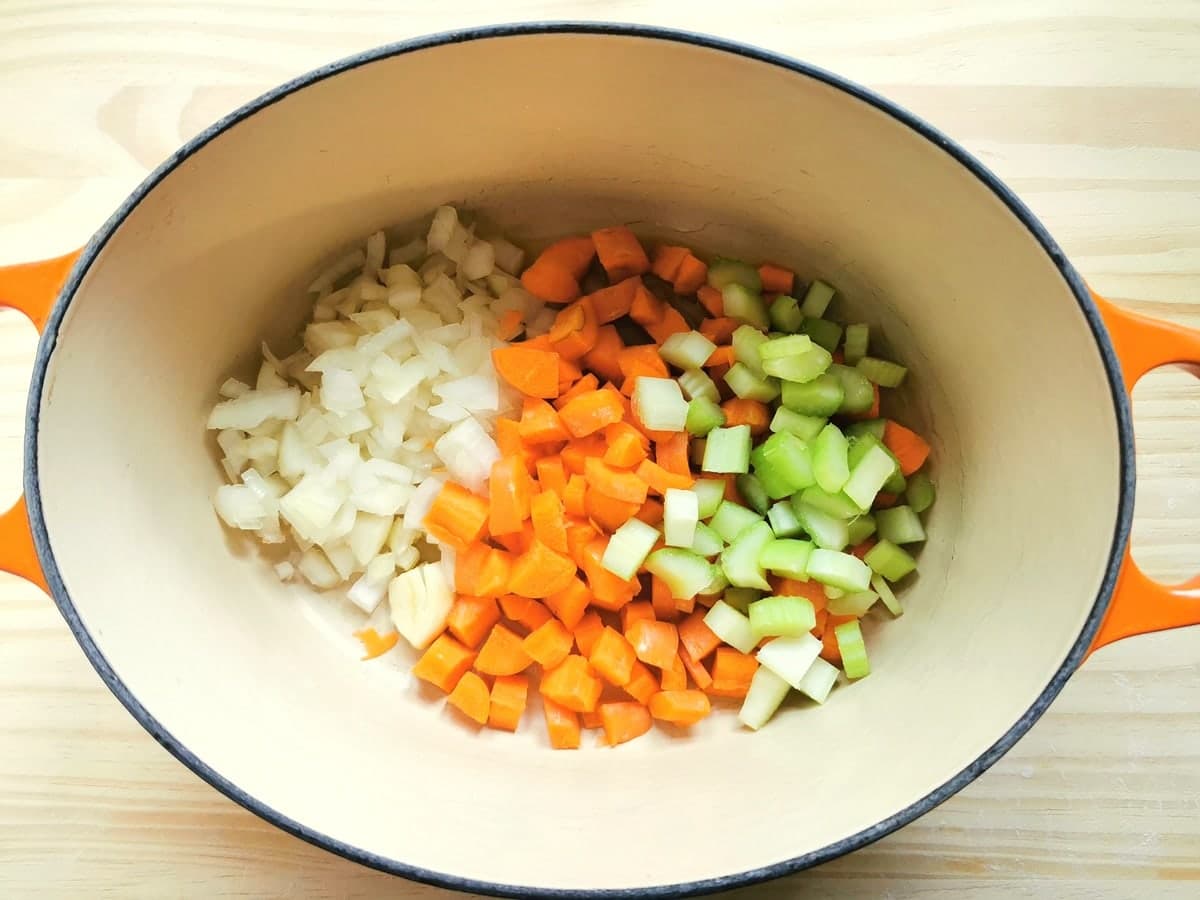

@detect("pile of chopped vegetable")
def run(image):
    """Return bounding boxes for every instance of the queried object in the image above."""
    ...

[208,207,935,748]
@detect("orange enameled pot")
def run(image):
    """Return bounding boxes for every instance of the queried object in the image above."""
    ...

[0,24,1197,898]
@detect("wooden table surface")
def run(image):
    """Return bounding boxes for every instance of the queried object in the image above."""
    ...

[2,2,1198,897]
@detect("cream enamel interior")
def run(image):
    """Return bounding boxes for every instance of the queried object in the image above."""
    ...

[33,32,1122,892]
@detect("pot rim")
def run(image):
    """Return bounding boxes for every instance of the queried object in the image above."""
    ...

[23,21,1136,899]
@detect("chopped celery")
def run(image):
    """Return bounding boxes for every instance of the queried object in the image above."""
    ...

[883,464,907,496]
[691,478,727,519]
[834,619,870,678]
[736,473,771,516]
[806,548,872,591]
[723,283,770,330]
[827,589,878,617]
[751,445,798,499]
[689,521,726,557]
[722,586,762,614]
[758,538,813,580]
[703,599,757,653]
[842,443,896,510]
[780,373,843,416]
[601,518,660,580]
[799,279,835,318]
[828,363,875,415]
[799,317,843,353]
[846,512,877,546]
[758,334,814,360]
[709,500,762,543]
[876,505,927,544]
[753,431,815,496]
[769,408,826,442]
[761,344,833,384]
[679,368,720,402]
[863,539,917,582]
[738,665,791,731]
[845,419,886,442]
[796,657,839,703]
[812,423,851,493]
[702,425,752,474]
[686,396,726,436]
[906,471,936,513]
[768,294,804,333]
[799,485,862,519]
[792,501,850,550]
[749,595,817,638]
[689,437,708,468]
[756,633,823,689]
[632,377,688,432]
[767,500,804,538]
[725,363,780,402]
[823,584,845,600]
[701,569,730,597]
[843,323,869,364]
[660,331,718,370]
[707,257,762,292]
[645,548,719,600]
[856,356,907,388]
[732,325,769,376]
[663,487,700,548]
[719,521,774,590]
[872,573,902,616]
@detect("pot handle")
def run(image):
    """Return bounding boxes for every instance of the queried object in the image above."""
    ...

[0,251,80,592]
[1088,291,1200,656]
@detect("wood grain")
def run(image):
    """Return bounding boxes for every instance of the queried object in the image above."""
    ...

[1,2,1198,897]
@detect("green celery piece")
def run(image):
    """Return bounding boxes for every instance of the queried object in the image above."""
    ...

[843,323,869,364]
[834,619,870,678]
[702,425,752,474]
[725,363,780,402]
[748,595,816,638]
[845,419,886,442]
[828,363,875,414]
[758,538,813,580]
[856,356,907,388]
[906,471,936,513]
[843,443,897,510]
[709,500,762,543]
[754,431,815,496]
[767,500,804,538]
[863,539,917,582]
[689,521,726,557]
[722,586,762,614]
[691,478,727,519]
[723,284,770,330]
[799,279,835,317]
[876,505,927,544]
[799,317,843,353]
[762,345,833,384]
[686,396,726,436]
[846,513,877,546]
[806,548,872,592]
[792,501,850,551]
[719,520,775,589]
[704,599,757,653]
[769,294,804,333]
[645,548,719,600]
[780,373,843,416]
[812,423,851,493]
[707,258,762,292]
[770,408,826,442]
[732,325,769,376]
[799,485,862,519]
[736,473,771,516]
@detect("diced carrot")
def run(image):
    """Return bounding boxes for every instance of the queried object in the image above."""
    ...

[565,521,598,566]
[697,285,725,318]
[580,538,639,609]
[455,544,513,598]
[678,644,713,690]
[521,260,580,305]
[508,539,577,598]
[635,497,664,526]
[573,611,605,657]
[721,398,771,436]
[850,538,877,561]
[721,472,744,504]
[873,492,899,509]
[678,610,722,661]
[522,618,574,669]
[559,355,583,392]
[447,670,490,725]
[672,253,708,295]
[498,594,554,632]
[446,595,502,648]
[412,634,477,692]
[492,345,560,399]
[883,420,931,476]
[542,697,582,749]
[535,457,568,496]
[586,276,640,324]
[563,474,588,517]
[559,389,626,438]
[776,577,828,611]
[491,524,532,554]
[646,306,691,344]
[626,619,679,670]
[581,710,604,729]
[518,397,569,444]
[585,456,649,505]
[424,482,489,550]
[488,674,528,732]
[353,627,399,660]
[697,316,736,346]
[522,334,554,351]
[623,661,659,704]
[846,384,881,420]
[654,432,691,477]
[494,417,537,474]
[583,324,625,383]
[661,653,688,691]
[629,283,665,327]
[561,434,607,474]
[536,235,596,279]
[757,263,795,295]
[636,458,693,495]
[603,421,650,469]
[497,309,524,341]
[530,490,569,553]
[488,456,534,536]
[620,600,656,631]
[651,245,690,282]
[584,488,642,534]
[651,576,676,620]
[592,226,650,281]
[705,345,736,368]
[675,595,696,615]
[649,690,711,726]
[599,701,653,746]
[474,624,532,677]
[549,297,600,360]
[554,373,600,411]
[812,607,829,638]
[708,647,758,698]
[545,577,592,630]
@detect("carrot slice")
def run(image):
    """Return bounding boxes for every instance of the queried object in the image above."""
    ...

[475,624,533,676]
[543,697,582,749]
[554,373,600,412]
[583,324,625,384]
[497,309,524,341]
[599,701,652,746]
[697,285,725,318]
[620,600,656,631]
[565,521,599,566]
[573,610,605,657]
[661,653,688,691]
[508,539,576,598]
[589,626,638,686]
[424,482,489,550]
[651,245,690,282]
[455,544,513,598]
[494,417,537,474]
[541,654,603,713]
[446,595,502,648]
[545,576,592,630]
[629,283,665,327]
[412,634,477,692]
[563,474,588,517]
[649,690,711,726]
[518,397,570,444]
[447,670,490,725]
[522,618,574,668]
[584,488,642,534]
[757,263,795,294]
[636,458,693,495]
[602,421,649,469]
[678,610,721,661]
[672,253,708,295]
[708,647,758,698]
[705,346,736,369]
[492,346,560,399]
[592,226,650,281]
[585,456,650,505]
[579,537,639,610]
[353,627,398,660]
[561,433,607,474]
[626,620,679,670]
[581,709,603,729]
[521,260,580,305]
[883,420,931,476]
[534,459,567,499]
[549,297,600,360]
[646,307,691,345]
[488,674,529,732]
[587,277,640,324]
[721,398,771,436]
[498,594,554,632]
[623,660,660,705]
[635,497,664,526]
[655,432,691,477]
[530,490,569,553]
[678,644,713,690]
[489,456,534,536]
[559,389,626,438]
[537,236,596,278]
[698,315,737,345]
[650,576,676,620]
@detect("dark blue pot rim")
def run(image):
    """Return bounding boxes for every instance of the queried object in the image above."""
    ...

[23,21,1134,899]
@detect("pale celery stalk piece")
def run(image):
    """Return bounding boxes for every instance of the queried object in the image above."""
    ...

[756,633,823,689]
[797,657,839,703]
[842,443,897,511]
[632,376,688,432]
[873,573,903,616]
[663,488,699,548]
[691,478,727,519]
[738,665,792,730]
[827,589,878,617]
[659,331,718,370]
[601,518,661,580]
[703,599,758,653]
[748,595,817,638]
[645,548,719,600]
[719,520,775,590]
[806,548,872,592]
[834,619,870,678]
